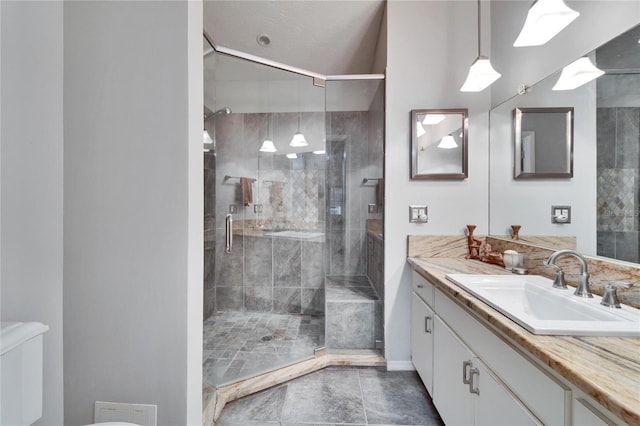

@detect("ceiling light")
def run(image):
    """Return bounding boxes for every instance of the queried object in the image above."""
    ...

[460,0,501,92]
[460,57,502,92]
[259,140,277,153]
[437,135,458,149]
[286,153,298,159]
[514,0,580,47]
[313,150,326,155]
[417,122,426,138]
[552,56,604,91]
[422,114,446,125]
[256,34,271,47]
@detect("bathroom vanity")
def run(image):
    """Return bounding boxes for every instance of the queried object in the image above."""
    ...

[408,257,640,425]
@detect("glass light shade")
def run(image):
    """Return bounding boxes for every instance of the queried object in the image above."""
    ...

[437,135,458,149]
[259,139,277,152]
[416,122,426,138]
[460,57,502,92]
[203,129,213,145]
[513,0,580,47]
[552,57,604,91]
[289,132,308,147]
[422,114,446,125]
[312,150,326,155]
[286,152,298,159]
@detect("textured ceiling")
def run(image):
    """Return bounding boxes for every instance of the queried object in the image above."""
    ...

[203,0,386,76]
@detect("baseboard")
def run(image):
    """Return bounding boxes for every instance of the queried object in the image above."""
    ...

[386,360,415,371]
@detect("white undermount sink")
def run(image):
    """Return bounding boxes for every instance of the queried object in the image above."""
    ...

[445,274,640,336]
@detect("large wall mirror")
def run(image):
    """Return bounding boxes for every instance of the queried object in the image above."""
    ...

[513,107,574,179]
[411,109,468,179]
[489,24,640,264]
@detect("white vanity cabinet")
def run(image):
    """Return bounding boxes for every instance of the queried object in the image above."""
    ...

[411,271,571,425]
[433,315,540,426]
[411,293,435,394]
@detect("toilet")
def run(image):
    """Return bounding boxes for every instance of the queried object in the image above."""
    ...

[0,321,49,426]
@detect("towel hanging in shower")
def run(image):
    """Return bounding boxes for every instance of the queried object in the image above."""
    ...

[239,177,254,206]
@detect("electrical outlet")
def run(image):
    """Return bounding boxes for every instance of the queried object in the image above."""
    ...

[551,205,571,223]
[409,205,428,223]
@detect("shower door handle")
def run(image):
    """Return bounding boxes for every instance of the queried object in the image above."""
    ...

[225,214,233,253]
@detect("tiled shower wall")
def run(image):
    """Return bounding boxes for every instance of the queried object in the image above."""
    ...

[596,77,640,263]
[204,99,384,317]
[205,112,328,316]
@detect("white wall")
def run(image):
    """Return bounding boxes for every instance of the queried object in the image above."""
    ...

[384,0,491,367]
[63,2,202,425]
[0,2,65,425]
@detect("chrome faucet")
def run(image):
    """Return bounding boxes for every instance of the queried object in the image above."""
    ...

[543,249,593,298]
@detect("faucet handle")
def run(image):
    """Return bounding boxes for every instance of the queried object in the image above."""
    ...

[601,282,634,308]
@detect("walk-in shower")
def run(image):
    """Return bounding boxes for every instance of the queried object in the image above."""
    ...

[202,47,385,404]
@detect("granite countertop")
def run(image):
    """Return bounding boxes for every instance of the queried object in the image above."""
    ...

[407,257,640,425]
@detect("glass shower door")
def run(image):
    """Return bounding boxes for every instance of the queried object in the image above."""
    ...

[203,51,326,388]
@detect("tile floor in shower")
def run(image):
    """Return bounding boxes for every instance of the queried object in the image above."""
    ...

[203,311,325,388]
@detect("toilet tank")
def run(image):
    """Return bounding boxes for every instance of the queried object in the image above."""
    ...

[1,322,49,426]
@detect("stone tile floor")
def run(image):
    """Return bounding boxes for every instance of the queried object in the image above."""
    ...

[204,311,324,388]
[216,366,444,426]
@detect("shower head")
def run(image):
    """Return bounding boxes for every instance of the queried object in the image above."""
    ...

[205,107,231,121]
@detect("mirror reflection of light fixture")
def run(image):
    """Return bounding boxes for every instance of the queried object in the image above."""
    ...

[313,150,326,155]
[286,152,298,159]
[203,129,213,152]
[460,0,501,92]
[259,114,277,152]
[422,114,446,125]
[552,56,604,91]
[437,134,458,149]
[416,121,426,138]
[259,140,277,152]
[513,0,580,47]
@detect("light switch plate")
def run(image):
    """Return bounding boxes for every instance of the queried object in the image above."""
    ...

[368,204,378,214]
[254,204,264,213]
[409,205,428,223]
[229,204,238,214]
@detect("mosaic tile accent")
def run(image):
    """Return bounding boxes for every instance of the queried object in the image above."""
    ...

[597,168,638,232]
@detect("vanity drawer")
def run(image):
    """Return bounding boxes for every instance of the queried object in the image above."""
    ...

[413,272,434,307]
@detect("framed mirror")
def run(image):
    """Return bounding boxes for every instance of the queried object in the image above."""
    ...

[513,107,573,179]
[411,108,468,179]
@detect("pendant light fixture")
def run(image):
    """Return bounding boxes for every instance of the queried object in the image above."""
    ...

[289,79,308,147]
[437,134,458,149]
[286,152,298,159]
[460,0,501,92]
[259,114,277,152]
[416,121,426,138]
[552,56,604,91]
[513,0,580,47]
[289,112,308,147]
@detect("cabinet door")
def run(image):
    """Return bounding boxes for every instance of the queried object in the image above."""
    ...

[411,293,435,394]
[473,357,541,426]
[433,316,474,426]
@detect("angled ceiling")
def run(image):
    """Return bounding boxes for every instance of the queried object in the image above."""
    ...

[203,0,386,76]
